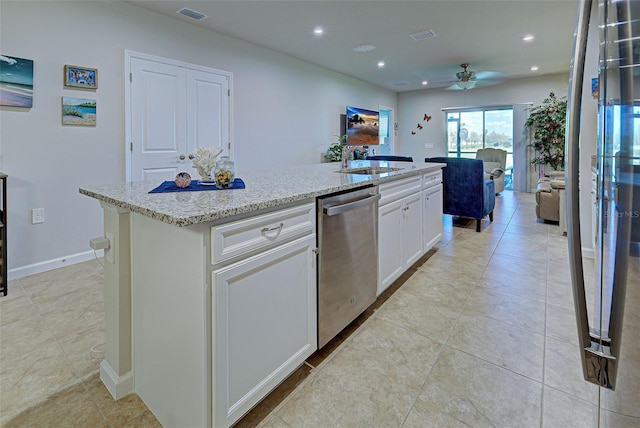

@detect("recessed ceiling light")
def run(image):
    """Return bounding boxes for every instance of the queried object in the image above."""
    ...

[354,44,376,53]
[422,81,428,86]
[313,27,324,36]
[522,34,535,42]
[531,65,539,71]
[377,61,385,68]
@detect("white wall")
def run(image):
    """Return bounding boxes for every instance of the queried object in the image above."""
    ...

[397,73,571,161]
[0,1,397,276]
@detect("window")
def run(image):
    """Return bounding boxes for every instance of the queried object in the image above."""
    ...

[446,107,514,188]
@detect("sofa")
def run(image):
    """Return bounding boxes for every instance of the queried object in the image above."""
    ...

[535,171,565,222]
[476,148,507,194]
[425,157,495,232]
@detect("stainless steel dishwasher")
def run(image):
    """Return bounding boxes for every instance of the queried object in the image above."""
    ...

[317,185,380,348]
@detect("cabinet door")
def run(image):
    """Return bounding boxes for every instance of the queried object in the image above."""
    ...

[423,184,443,251]
[212,235,317,428]
[402,192,424,268]
[378,198,404,295]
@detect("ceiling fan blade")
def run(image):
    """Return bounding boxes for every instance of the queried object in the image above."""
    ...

[475,71,508,80]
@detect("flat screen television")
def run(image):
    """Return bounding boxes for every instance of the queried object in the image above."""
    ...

[346,106,379,146]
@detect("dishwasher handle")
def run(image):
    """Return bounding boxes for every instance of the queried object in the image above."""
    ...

[324,193,381,216]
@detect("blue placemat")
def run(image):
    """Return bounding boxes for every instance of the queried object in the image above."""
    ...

[149,178,245,193]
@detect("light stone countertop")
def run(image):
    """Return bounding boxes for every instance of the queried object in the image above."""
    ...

[80,161,445,227]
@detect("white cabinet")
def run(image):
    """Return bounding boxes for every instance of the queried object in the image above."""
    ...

[379,197,406,294]
[378,176,423,295]
[402,192,424,267]
[211,204,317,427]
[129,202,316,428]
[422,170,443,252]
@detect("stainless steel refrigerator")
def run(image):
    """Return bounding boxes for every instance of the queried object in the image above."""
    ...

[567,0,640,426]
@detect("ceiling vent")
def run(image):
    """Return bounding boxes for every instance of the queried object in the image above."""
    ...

[177,7,208,21]
[409,29,437,41]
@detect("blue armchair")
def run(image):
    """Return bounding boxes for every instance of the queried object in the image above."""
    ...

[425,157,496,232]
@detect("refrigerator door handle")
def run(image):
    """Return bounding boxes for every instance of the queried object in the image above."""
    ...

[565,0,618,389]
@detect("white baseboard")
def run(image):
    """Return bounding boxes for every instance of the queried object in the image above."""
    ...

[100,360,134,400]
[8,249,104,280]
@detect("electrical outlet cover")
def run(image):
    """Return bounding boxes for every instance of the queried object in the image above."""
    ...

[105,232,115,263]
[32,208,45,224]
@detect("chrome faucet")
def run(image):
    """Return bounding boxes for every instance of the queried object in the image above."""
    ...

[342,145,367,168]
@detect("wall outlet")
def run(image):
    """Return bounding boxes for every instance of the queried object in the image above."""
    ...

[31,208,45,224]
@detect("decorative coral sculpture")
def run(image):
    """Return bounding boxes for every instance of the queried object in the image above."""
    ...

[191,147,223,180]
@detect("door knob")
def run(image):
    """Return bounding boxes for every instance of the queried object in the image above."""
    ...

[188,154,195,160]
[179,154,186,160]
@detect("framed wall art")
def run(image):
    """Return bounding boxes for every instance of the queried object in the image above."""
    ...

[64,65,97,89]
[62,97,96,126]
[0,54,34,108]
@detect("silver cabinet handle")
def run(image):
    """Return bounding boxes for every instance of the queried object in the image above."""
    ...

[179,154,185,160]
[189,154,195,160]
[261,223,284,233]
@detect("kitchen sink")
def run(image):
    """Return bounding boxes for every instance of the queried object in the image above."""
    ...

[337,166,403,175]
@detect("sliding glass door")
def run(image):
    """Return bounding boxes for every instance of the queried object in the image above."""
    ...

[446,107,514,188]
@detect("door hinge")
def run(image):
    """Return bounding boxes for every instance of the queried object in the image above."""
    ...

[130,142,133,151]
[227,142,231,150]
[129,73,132,83]
[227,89,230,96]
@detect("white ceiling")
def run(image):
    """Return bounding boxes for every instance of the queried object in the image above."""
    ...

[126,0,580,93]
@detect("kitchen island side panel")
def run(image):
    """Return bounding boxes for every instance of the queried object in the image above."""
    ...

[131,212,210,428]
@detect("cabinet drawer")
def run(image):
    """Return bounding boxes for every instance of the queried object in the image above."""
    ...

[211,202,315,264]
[423,170,442,190]
[379,175,422,206]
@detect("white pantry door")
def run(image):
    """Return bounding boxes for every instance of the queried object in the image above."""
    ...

[127,53,231,182]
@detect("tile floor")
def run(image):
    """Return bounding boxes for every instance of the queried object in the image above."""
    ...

[0,191,603,427]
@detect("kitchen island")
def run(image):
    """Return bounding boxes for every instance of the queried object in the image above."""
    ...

[80,160,445,428]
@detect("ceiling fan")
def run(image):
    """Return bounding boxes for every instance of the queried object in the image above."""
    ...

[455,63,477,89]
[445,63,508,91]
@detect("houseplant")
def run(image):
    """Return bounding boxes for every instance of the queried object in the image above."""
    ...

[525,92,567,172]
[325,135,348,162]
[325,135,368,162]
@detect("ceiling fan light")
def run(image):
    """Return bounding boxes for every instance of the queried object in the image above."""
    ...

[455,63,477,89]
[456,80,477,90]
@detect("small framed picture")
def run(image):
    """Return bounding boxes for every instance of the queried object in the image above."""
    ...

[64,65,97,89]
[62,97,96,126]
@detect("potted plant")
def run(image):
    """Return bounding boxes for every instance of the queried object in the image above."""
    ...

[325,135,347,162]
[525,92,567,173]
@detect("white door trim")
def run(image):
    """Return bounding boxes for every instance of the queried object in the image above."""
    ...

[379,104,395,153]
[124,50,234,182]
